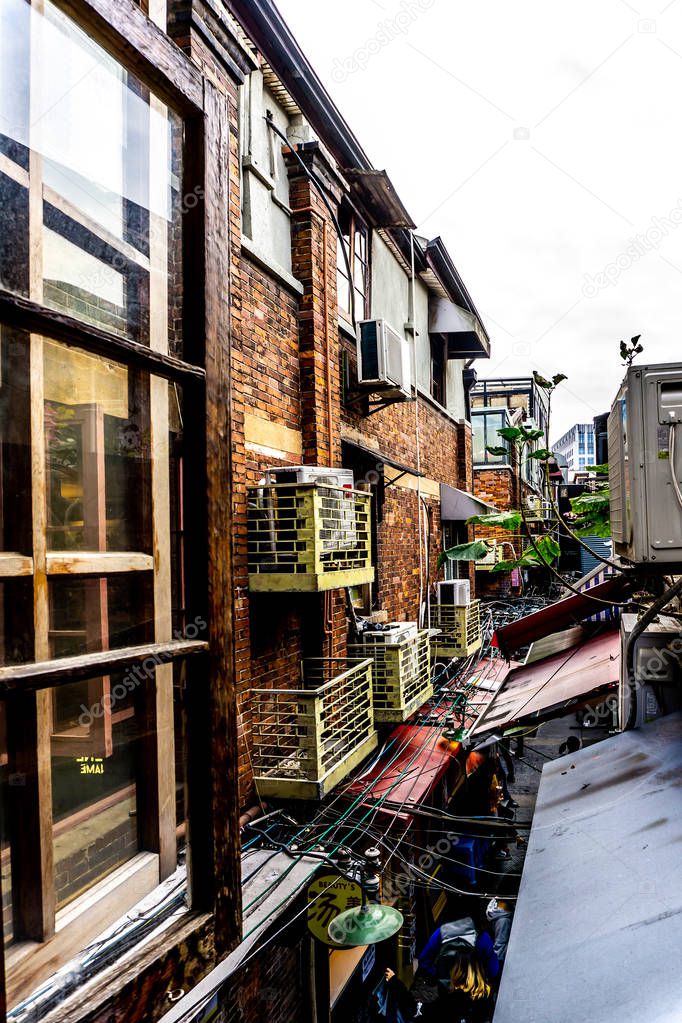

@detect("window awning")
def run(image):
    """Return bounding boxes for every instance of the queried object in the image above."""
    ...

[469,630,621,736]
[440,483,496,521]
[428,297,490,358]
[494,713,682,1023]
[341,438,424,480]
[492,576,630,658]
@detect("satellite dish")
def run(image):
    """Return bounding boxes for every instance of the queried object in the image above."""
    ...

[328,903,403,946]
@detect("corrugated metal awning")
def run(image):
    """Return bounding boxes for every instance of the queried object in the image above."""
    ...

[492,576,630,658]
[470,631,621,736]
[494,713,682,1023]
[440,483,496,521]
[341,438,423,479]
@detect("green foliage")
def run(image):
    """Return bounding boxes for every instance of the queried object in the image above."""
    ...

[532,371,554,389]
[486,445,509,457]
[552,373,568,386]
[466,510,522,532]
[570,489,611,537]
[585,464,609,475]
[620,335,643,367]
[528,448,554,460]
[438,540,491,569]
[498,426,524,442]
[520,427,545,441]
[490,535,560,574]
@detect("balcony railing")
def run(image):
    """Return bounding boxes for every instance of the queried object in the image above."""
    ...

[350,630,433,724]
[429,600,482,659]
[247,483,374,592]
[251,657,377,799]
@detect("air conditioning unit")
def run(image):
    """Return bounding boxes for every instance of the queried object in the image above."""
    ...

[619,614,682,729]
[607,362,682,565]
[436,580,471,606]
[265,466,355,488]
[260,466,356,552]
[359,621,419,645]
[357,319,412,401]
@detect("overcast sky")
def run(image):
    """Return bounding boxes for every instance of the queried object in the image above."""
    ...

[277,0,680,439]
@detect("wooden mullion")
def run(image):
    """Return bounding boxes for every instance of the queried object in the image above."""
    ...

[51,0,204,114]
[182,86,241,950]
[0,291,205,385]
[136,93,177,880]
[0,639,208,694]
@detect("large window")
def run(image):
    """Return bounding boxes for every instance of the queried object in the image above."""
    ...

[337,207,369,322]
[0,0,203,1010]
[472,410,509,465]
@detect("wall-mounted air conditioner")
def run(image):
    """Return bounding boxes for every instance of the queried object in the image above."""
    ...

[357,319,412,401]
[436,580,471,606]
[359,621,419,645]
[264,466,355,488]
[260,466,357,552]
[607,362,682,565]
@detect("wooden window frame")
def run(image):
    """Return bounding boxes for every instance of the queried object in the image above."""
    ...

[337,207,370,324]
[0,0,240,1015]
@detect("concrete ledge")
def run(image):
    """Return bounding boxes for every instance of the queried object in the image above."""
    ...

[241,236,304,296]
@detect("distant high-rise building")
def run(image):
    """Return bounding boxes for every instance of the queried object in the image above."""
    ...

[552,422,595,481]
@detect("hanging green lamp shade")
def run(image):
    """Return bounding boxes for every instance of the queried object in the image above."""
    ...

[328,903,403,947]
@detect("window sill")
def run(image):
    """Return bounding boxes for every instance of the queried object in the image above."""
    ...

[241,236,304,296]
[338,312,357,341]
[7,852,160,1011]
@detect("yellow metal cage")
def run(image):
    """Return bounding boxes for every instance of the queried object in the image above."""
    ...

[251,657,378,800]
[350,630,433,724]
[429,600,482,659]
[247,483,374,592]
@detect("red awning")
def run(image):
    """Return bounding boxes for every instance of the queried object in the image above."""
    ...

[492,577,629,658]
[344,724,458,824]
[470,630,620,736]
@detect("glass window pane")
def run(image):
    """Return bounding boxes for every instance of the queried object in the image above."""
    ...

[51,677,141,909]
[0,327,31,553]
[44,339,152,552]
[48,575,154,658]
[0,0,183,349]
[337,272,350,314]
[472,418,485,464]
[0,579,33,665]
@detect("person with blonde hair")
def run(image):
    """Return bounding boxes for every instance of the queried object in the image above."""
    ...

[448,950,494,1021]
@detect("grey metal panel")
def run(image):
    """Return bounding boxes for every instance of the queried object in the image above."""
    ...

[609,362,682,563]
[494,713,682,1023]
[440,483,496,521]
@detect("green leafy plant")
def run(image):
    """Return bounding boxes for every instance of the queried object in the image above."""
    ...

[620,335,643,367]
[569,488,611,537]
[437,539,492,569]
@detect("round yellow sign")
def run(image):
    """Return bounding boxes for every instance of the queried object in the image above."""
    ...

[307,872,364,946]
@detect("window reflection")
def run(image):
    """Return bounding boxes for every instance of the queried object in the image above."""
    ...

[0,0,183,347]
[44,340,152,552]
[51,677,140,909]
[49,575,153,658]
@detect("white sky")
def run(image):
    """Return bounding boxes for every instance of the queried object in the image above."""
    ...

[277,0,681,438]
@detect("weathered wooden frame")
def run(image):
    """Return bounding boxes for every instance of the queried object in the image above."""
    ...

[0,0,240,1015]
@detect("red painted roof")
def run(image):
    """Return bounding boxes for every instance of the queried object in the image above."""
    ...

[492,577,629,657]
[345,724,456,820]
[471,630,621,735]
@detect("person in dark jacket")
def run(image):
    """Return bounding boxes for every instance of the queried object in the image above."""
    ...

[385,950,494,1023]
[417,917,500,988]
